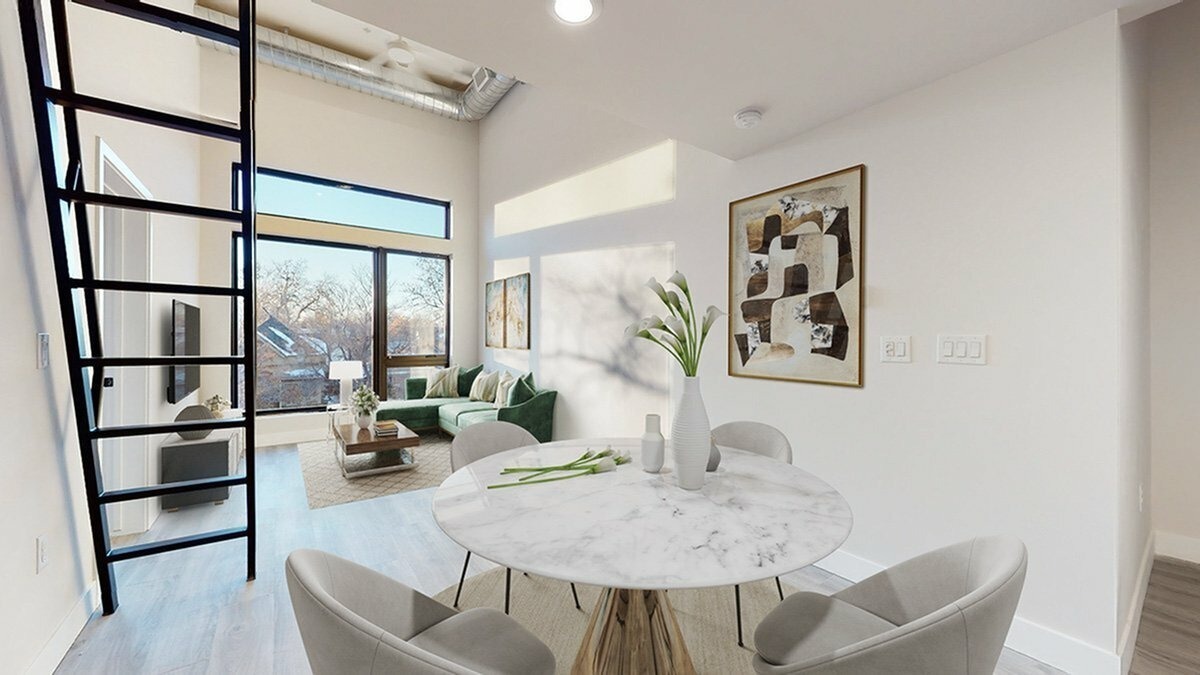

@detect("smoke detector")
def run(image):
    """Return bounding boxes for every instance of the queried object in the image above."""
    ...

[734,107,763,129]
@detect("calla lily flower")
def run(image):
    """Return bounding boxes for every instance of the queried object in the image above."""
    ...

[666,270,689,294]
[593,457,617,473]
[663,315,686,336]
[644,277,669,304]
[702,305,726,333]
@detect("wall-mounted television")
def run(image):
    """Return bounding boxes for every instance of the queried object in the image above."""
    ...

[168,300,200,404]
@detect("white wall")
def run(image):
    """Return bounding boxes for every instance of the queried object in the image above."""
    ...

[196,52,481,446]
[480,13,1142,672]
[1148,0,1200,563]
[1115,10,1154,671]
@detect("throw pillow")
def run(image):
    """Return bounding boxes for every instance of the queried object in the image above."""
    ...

[469,370,500,402]
[494,372,517,409]
[508,376,537,407]
[424,366,460,398]
[457,364,483,396]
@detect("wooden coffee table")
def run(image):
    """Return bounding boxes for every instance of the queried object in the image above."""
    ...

[333,422,421,478]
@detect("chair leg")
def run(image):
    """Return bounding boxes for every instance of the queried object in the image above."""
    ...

[776,576,784,601]
[505,567,512,615]
[453,551,471,608]
[570,582,581,610]
[735,584,744,647]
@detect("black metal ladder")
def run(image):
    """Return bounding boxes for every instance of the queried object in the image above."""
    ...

[17,0,258,615]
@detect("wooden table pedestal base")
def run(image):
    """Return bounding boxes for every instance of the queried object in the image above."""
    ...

[571,588,696,675]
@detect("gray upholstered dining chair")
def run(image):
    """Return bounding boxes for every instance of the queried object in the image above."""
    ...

[285,549,555,675]
[450,421,581,614]
[712,420,794,646]
[752,535,1028,674]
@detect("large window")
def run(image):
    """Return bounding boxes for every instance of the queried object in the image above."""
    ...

[235,236,450,413]
[231,168,452,413]
[235,166,450,239]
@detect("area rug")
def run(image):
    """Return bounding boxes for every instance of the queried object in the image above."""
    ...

[434,567,791,674]
[297,432,453,509]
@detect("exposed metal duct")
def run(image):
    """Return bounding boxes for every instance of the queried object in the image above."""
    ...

[194,6,517,121]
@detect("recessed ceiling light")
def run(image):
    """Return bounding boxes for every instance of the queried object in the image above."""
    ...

[734,107,764,129]
[553,0,600,25]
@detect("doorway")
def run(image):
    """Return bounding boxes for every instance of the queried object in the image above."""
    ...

[97,139,155,536]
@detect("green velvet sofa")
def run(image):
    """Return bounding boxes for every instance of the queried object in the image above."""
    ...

[374,366,557,443]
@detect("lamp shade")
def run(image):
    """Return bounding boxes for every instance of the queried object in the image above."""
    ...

[328,360,363,381]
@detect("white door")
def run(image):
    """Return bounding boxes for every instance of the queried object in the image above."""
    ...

[98,141,154,536]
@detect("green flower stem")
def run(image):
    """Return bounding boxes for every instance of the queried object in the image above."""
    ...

[488,469,592,489]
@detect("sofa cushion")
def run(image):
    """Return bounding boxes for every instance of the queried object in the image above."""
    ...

[457,410,499,430]
[469,370,500,402]
[458,364,483,397]
[509,376,538,407]
[754,592,896,667]
[438,401,495,427]
[377,397,466,427]
[425,367,460,398]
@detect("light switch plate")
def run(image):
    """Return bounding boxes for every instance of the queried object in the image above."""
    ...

[936,334,987,365]
[36,333,50,370]
[880,336,911,363]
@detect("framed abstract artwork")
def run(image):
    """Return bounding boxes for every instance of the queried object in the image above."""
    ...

[504,273,531,350]
[485,279,506,348]
[728,165,864,387]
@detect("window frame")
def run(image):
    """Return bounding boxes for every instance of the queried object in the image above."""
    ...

[231,234,452,415]
[232,164,452,240]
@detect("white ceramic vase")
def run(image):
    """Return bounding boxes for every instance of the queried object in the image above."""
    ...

[641,414,665,473]
[357,413,373,430]
[671,376,711,490]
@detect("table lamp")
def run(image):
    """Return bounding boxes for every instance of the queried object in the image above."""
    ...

[328,360,363,407]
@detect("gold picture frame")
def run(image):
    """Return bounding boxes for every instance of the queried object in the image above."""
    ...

[728,165,865,387]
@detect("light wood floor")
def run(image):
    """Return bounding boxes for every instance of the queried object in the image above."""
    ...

[1130,556,1200,674]
[58,444,1066,674]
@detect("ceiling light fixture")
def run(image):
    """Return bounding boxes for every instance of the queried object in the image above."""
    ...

[734,107,764,129]
[553,0,600,25]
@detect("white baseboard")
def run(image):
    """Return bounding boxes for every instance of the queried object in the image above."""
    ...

[815,546,1120,675]
[27,581,99,674]
[1117,533,1156,675]
[1155,530,1200,565]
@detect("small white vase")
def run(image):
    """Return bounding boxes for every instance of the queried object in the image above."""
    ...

[356,413,373,430]
[641,414,665,473]
[671,376,711,490]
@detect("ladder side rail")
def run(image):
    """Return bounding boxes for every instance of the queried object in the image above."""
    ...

[238,0,258,582]
[16,0,118,614]
[48,0,108,419]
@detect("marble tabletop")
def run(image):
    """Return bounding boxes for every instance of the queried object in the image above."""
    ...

[432,438,853,589]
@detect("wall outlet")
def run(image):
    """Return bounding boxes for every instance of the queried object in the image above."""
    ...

[36,332,50,370]
[35,535,48,574]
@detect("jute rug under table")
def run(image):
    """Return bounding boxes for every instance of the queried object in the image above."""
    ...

[297,431,452,509]
[434,566,791,674]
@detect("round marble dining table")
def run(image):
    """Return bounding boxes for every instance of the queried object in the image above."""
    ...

[432,438,853,675]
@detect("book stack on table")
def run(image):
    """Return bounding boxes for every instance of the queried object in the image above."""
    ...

[374,420,400,438]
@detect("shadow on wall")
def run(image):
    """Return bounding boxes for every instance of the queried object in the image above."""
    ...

[0,49,89,588]
[539,243,675,438]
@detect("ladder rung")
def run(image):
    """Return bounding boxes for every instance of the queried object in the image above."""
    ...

[81,355,246,367]
[46,88,240,141]
[99,475,248,504]
[71,0,241,47]
[71,278,246,297]
[106,527,248,563]
[59,188,242,222]
[92,417,246,440]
